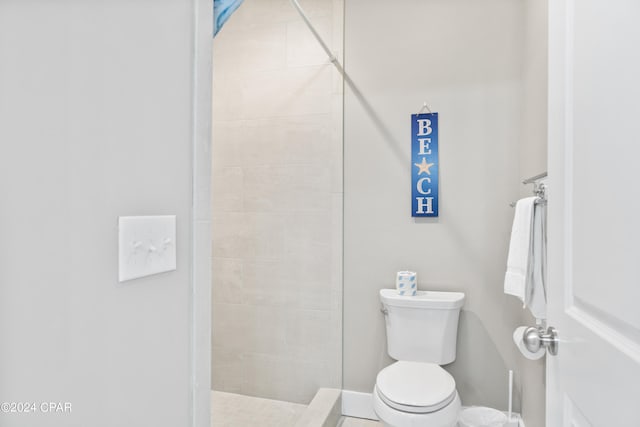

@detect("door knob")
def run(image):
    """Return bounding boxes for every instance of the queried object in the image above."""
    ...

[523,326,559,356]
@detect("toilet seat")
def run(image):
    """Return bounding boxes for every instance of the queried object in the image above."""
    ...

[375,361,456,414]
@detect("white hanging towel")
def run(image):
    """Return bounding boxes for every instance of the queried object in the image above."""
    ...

[527,197,547,319]
[504,197,547,319]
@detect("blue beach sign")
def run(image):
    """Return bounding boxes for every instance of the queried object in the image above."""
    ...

[411,113,439,217]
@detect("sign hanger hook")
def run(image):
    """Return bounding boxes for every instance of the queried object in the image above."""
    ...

[417,101,433,115]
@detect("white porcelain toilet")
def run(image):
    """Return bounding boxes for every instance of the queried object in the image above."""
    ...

[373,289,465,427]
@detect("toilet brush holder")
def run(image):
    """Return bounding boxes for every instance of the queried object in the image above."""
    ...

[503,416,520,427]
[458,407,521,427]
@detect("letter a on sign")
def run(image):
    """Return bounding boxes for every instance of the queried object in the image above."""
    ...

[411,113,439,217]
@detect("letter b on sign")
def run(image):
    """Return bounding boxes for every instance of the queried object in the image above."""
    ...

[417,119,432,136]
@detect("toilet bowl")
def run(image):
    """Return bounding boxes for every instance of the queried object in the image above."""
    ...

[374,289,465,427]
[373,361,461,427]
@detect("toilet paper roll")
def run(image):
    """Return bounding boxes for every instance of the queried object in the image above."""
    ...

[396,271,417,296]
[513,326,545,360]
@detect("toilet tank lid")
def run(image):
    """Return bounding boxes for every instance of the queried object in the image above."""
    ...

[380,289,465,309]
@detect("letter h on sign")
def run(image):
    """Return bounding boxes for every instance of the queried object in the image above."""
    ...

[411,113,439,217]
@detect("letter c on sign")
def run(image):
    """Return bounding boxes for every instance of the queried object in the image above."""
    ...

[417,177,431,195]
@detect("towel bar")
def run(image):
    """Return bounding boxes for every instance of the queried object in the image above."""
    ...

[510,179,547,208]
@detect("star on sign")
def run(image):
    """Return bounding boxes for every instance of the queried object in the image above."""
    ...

[414,158,434,175]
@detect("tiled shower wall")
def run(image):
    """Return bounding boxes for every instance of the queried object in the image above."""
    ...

[211,0,343,404]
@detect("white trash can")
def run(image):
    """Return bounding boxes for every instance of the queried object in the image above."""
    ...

[458,406,508,427]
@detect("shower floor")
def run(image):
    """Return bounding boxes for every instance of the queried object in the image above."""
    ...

[211,390,384,427]
[211,391,307,427]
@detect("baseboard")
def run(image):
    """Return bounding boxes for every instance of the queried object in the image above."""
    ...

[341,390,378,421]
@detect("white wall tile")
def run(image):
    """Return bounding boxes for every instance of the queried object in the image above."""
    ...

[214,22,287,74]
[212,121,244,167]
[246,66,334,118]
[211,257,244,305]
[212,166,244,212]
[212,213,249,259]
[242,260,289,307]
[240,353,300,401]
[243,165,332,213]
[284,280,337,311]
[286,17,333,67]
[230,0,333,29]
[239,115,333,167]
[211,346,245,394]
[285,309,337,361]
[212,0,343,403]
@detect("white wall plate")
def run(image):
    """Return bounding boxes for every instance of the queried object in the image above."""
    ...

[118,215,177,282]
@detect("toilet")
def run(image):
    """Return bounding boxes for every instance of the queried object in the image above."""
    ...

[373,289,465,427]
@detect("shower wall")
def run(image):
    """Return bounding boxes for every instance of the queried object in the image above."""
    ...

[211,0,343,404]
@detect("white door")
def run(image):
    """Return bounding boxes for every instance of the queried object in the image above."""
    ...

[547,0,640,425]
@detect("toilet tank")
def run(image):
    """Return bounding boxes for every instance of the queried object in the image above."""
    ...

[380,289,465,364]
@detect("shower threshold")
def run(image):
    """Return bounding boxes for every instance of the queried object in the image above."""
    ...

[212,388,342,427]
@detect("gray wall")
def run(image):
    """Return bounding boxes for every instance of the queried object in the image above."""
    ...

[0,1,210,426]
[211,0,343,404]
[344,0,532,413]
[518,1,548,426]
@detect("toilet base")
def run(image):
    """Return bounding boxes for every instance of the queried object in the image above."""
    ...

[373,386,461,427]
